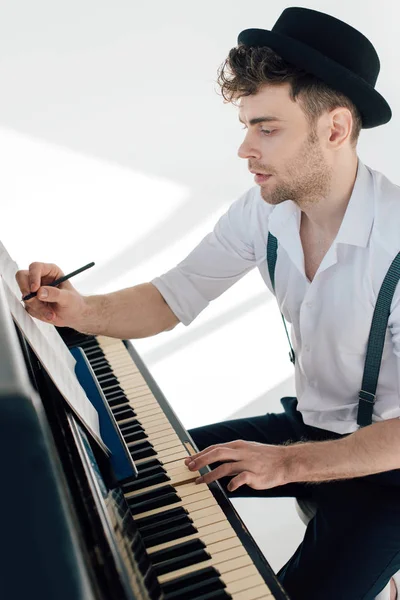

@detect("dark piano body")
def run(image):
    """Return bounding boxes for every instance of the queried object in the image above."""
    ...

[0,283,289,600]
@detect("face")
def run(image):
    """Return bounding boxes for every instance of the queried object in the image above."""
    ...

[237,83,334,207]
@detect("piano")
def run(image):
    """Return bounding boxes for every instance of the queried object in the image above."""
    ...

[0,281,290,600]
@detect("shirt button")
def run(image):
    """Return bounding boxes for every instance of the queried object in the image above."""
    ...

[306,302,313,308]
[304,344,310,352]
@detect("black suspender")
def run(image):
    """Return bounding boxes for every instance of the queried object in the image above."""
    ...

[266,232,400,427]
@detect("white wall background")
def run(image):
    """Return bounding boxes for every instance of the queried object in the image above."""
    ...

[1,0,398,574]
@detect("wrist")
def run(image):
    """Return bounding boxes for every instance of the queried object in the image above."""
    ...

[283,442,310,484]
[77,294,109,336]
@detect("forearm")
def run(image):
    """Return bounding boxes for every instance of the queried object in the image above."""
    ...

[78,283,180,338]
[286,418,400,483]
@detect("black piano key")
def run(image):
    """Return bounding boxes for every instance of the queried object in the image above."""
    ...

[108,396,130,408]
[130,443,157,461]
[119,419,144,432]
[130,448,157,461]
[90,360,111,370]
[99,379,122,391]
[139,512,191,536]
[96,372,117,383]
[139,510,197,547]
[102,383,124,394]
[123,429,148,444]
[127,485,180,514]
[139,511,195,546]
[88,356,109,367]
[113,407,136,422]
[136,457,163,470]
[144,570,164,600]
[112,405,137,419]
[135,506,187,529]
[122,472,169,493]
[89,356,110,365]
[153,548,211,577]
[83,347,104,358]
[197,591,232,600]
[128,492,180,516]
[150,539,205,564]
[131,534,153,576]
[78,339,101,350]
[104,389,127,401]
[137,461,166,474]
[142,522,197,548]
[191,591,231,600]
[163,578,227,600]
[119,422,145,435]
[161,567,222,595]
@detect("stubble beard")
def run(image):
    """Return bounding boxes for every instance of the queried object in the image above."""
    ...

[260,131,333,207]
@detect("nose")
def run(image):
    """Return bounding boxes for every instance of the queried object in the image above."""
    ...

[237,134,262,160]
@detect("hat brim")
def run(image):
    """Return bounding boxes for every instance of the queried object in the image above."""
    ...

[238,28,391,129]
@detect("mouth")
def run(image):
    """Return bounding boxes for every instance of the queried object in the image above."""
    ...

[253,173,272,184]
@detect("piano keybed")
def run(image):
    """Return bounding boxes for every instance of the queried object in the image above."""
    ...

[74,334,288,600]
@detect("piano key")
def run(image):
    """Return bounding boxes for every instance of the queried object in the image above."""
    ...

[135,506,188,528]
[161,567,225,598]
[186,592,230,600]
[128,491,181,516]
[163,575,226,600]
[231,585,272,599]
[153,549,211,577]
[143,522,197,548]
[92,338,275,599]
[150,539,206,564]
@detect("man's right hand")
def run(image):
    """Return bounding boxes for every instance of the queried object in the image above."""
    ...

[15,262,88,329]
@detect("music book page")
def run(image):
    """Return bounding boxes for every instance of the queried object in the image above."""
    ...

[0,244,101,443]
[0,244,77,372]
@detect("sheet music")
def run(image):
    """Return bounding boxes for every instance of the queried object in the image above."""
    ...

[0,243,101,442]
[0,244,76,372]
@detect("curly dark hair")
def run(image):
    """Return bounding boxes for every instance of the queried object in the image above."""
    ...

[217,45,362,148]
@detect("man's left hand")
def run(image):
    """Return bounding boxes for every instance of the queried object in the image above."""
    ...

[184,440,293,492]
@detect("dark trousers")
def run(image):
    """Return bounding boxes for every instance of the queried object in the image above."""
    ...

[188,397,400,600]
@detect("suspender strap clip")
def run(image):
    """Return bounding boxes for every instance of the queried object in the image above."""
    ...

[356,389,376,428]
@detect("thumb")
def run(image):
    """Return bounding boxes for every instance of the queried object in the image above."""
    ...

[227,471,251,493]
[37,285,71,305]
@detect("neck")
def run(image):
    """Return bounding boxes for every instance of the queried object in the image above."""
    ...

[300,154,359,237]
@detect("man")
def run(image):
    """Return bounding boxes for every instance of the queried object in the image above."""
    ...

[16,7,400,600]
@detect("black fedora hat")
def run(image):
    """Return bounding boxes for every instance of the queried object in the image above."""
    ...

[238,7,391,128]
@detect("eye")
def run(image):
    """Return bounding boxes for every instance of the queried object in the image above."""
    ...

[261,129,274,135]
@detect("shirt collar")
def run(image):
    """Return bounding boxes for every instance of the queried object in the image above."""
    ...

[334,158,374,248]
[266,157,375,278]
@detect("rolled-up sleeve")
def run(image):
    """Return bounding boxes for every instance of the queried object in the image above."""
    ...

[151,190,257,325]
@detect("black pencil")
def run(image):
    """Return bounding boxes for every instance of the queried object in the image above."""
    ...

[22,261,95,301]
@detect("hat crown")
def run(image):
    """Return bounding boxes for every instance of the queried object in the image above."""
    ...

[237,7,391,128]
[273,8,380,86]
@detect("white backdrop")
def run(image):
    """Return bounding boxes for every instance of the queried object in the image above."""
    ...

[1,0,398,570]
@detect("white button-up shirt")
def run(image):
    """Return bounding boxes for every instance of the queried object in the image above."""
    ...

[151,158,400,434]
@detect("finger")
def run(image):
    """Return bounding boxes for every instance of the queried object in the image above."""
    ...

[36,286,65,304]
[28,262,64,293]
[227,471,252,492]
[184,441,242,466]
[25,303,55,322]
[187,447,240,471]
[196,462,243,486]
[15,269,31,297]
